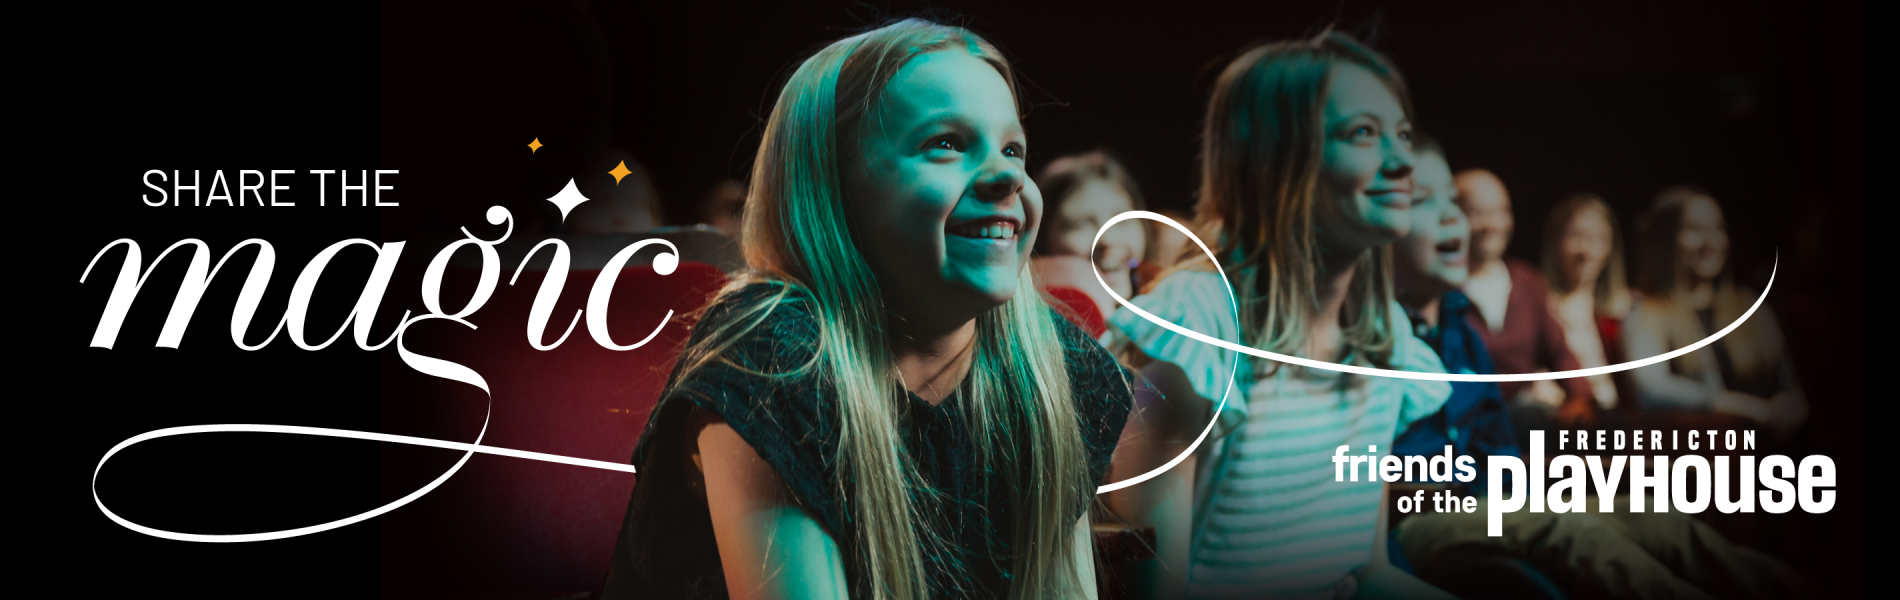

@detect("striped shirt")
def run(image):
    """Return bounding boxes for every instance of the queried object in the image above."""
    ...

[1108,271,1449,599]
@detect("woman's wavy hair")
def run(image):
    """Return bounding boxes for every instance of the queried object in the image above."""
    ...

[1191,30,1412,368]
[1542,193,1632,317]
[670,18,1092,599]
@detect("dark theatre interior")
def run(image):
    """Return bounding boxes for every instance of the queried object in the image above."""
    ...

[373,1,1865,597]
[69,1,1864,598]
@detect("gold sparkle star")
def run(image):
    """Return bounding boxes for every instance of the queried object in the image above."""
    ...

[527,138,544,153]
[608,160,633,185]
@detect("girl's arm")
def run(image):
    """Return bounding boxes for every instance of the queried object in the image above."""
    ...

[1353,483,1457,600]
[1103,359,1204,600]
[699,416,848,600]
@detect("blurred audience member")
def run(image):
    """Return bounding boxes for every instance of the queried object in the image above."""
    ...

[1134,207,1194,289]
[1625,187,1807,437]
[1031,151,1148,318]
[698,179,746,236]
[1542,193,1634,412]
[571,149,664,234]
[1391,137,1519,492]
[1454,169,1592,425]
[1393,150,1813,600]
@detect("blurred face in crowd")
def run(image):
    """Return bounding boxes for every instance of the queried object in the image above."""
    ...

[1455,169,1514,267]
[1315,63,1416,254]
[1557,205,1615,289]
[1677,195,1729,283]
[1393,150,1469,296]
[844,49,1038,318]
[700,180,745,236]
[1044,178,1145,293]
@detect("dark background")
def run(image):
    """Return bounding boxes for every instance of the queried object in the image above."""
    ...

[51,0,1862,597]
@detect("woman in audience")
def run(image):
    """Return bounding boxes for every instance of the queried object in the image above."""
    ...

[1625,187,1807,437]
[1540,193,1633,413]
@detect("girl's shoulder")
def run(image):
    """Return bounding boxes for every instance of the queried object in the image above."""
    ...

[1103,270,1248,434]
[701,280,819,333]
[1047,305,1136,483]
[687,281,824,375]
[1105,269,1238,368]
[1050,304,1136,409]
[666,281,833,439]
[1116,270,1235,331]
[633,281,848,543]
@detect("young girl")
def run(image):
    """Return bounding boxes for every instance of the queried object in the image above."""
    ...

[1031,151,1150,319]
[1625,187,1806,436]
[602,20,1132,600]
[1104,32,1452,599]
[1540,193,1634,412]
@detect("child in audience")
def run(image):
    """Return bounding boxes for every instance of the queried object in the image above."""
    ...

[1454,169,1593,426]
[1394,170,1812,600]
[1104,31,1453,599]
[1031,151,1151,319]
[1388,135,1518,495]
[603,19,1133,599]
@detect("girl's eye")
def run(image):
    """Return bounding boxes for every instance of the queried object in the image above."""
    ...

[1003,142,1026,159]
[929,136,964,152]
[1349,125,1376,140]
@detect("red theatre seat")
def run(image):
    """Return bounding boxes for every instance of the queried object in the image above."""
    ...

[381,261,727,597]
[1043,285,1108,339]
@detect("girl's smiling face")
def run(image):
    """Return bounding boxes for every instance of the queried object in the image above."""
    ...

[844,49,1038,320]
[1316,63,1415,254]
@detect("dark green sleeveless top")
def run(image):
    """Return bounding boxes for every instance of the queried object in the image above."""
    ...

[601,283,1133,598]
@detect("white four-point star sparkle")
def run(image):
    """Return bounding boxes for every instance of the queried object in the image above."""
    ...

[545,178,591,223]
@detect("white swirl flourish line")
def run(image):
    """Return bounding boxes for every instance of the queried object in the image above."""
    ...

[1091,210,1773,494]
[94,210,1774,531]
[91,418,637,543]
[93,322,636,542]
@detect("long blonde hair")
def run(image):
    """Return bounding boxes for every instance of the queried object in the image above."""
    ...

[674,19,1092,599]
[1192,31,1409,368]
[1541,193,1632,317]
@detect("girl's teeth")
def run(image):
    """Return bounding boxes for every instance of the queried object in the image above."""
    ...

[953,223,1013,239]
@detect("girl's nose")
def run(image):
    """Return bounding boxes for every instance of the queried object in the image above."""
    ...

[974,159,1026,203]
